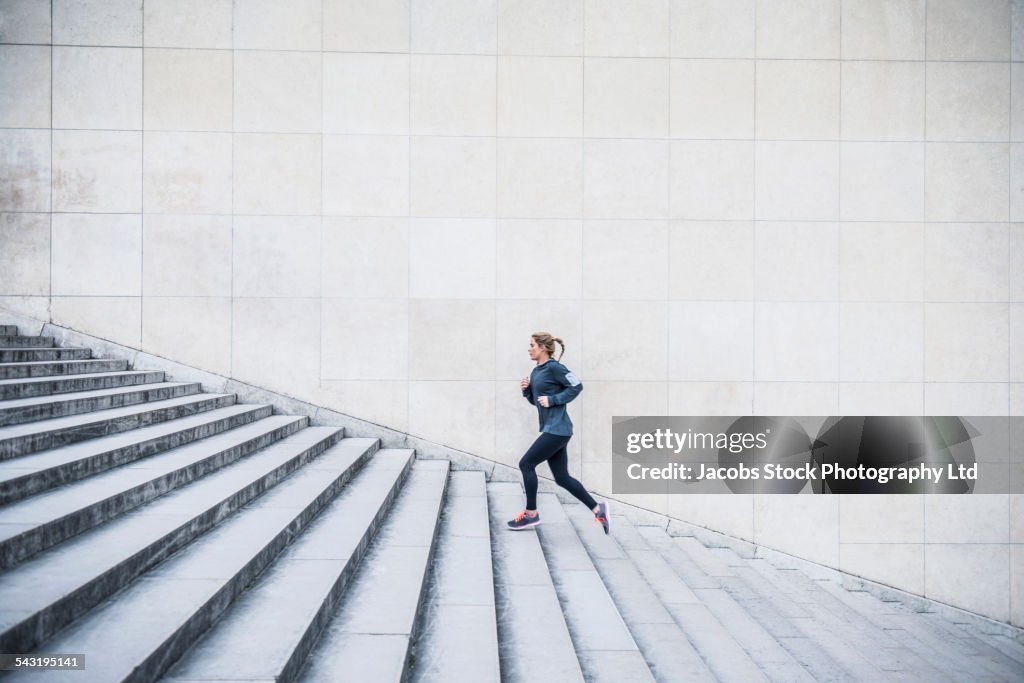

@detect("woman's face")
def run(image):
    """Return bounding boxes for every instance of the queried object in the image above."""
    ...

[528,337,543,361]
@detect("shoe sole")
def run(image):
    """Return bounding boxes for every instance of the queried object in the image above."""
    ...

[507,518,540,530]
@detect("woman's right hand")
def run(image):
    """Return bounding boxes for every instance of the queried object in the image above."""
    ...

[520,376,530,390]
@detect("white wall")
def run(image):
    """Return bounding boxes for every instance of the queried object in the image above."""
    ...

[0,0,1022,626]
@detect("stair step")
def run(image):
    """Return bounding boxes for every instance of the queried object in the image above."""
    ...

[0,392,237,459]
[0,431,369,664]
[669,540,834,682]
[625,523,769,683]
[703,567,854,682]
[723,548,931,681]
[813,578,1020,681]
[963,631,1024,669]
[486,482,585,683]
[0,325,17,336]
[0,370,166,400]
[533,493,655,683]
[764,558,1023,681]
[0,414,307,569]
[0,358,129,380]
[0,336,54,348]
[409,470,500,683]
[749,565,904,681]
[0,347,91,362]
[561,501,715,682]
[674,536,737,576]
[695,584,819,683]
[635,527,719,590]
[0,426,351,653]
[916,610,1024,681]
[160,448,432,683]
[0,403,274,505]
[186,456,444,683]
[0,381,201,427]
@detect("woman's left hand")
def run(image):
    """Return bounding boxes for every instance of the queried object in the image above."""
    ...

[538,396,550,407]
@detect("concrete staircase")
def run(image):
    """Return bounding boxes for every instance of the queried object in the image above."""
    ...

[0,324,1022,682]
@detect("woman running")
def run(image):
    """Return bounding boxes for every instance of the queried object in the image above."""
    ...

[507,332,611,534]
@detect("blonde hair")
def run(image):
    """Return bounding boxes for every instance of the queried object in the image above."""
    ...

[532,332,565,361]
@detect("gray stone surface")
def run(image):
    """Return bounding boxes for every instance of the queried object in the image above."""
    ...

[487,481,584,683]
[674,536,738,577]
[555,569,650,651]
[0,347,90,362]
[694,587,817,683]
[0,369,166,399]
[779,561,1024,681]
[411,470,500,683]
[633,522,770,682]
[0,335,53,348]
[814,578,1008,682]
[0,381,200,426]
[428,534,495,605]
[0,403,274,504]
[731,552,913,681]
[636,526,721,591]
[0,392,237,458]
[292,458,444,682]
[969,632,1024,667]
[300,633,408,682]
[837,569,1024,644]
[409,604,502,683]
[0,415,307,567]
[8,574,232,683]
[2,437,386,682]
[0,358,127,379]
[0,428,351,655]
[534,492,655,683]
[576,650,663,682]
[665,516,760,559]
[563,502,715,683]
[665,540,823,681]
[916,611,1024,681]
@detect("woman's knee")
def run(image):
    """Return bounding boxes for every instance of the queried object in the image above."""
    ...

[518,456,536,472]
[553,472,577,488]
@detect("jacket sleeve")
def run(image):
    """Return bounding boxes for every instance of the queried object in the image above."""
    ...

[547,364,583,406]
[522,384,535,405]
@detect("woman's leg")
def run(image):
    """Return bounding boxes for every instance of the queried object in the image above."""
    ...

[547,437,599,510]
[518,432,570,510]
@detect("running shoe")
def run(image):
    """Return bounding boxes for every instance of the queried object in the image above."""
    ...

[507,509,541,530]
[594,500,611,534]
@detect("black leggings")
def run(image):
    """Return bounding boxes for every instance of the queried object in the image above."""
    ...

[518,432,598,511]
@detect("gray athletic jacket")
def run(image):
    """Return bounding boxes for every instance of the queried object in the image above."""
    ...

[522,358,583,436]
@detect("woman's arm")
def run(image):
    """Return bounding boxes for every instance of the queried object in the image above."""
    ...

[546,364,583,406]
